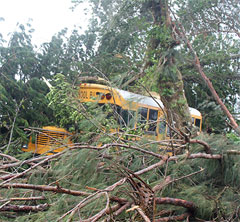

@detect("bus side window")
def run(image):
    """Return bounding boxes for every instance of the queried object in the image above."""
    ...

[121,109,129,126]
[159,120,166,135]
[148,109,158,132]
[138,107,148,124]
[128,110,136,128]
[195,118,201,127]
[116,106,136,128]
[116,106,127,127]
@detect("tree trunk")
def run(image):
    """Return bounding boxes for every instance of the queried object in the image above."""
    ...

[148,0,192,131]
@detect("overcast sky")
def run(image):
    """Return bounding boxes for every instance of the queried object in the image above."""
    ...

[0,0,89,46]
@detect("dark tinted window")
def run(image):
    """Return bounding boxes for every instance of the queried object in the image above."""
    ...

[195,118,201,127]
[148,109,158,131]
[138,107,148,124]
[121,109,128,126]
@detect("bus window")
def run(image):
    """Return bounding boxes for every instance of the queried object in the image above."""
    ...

[159,120,166,135]
[128,110,136,128]
[116,107,127,127]
[116,106,136,128]
[148,109,158,131]
[138,107,148,124]
[121,109,129,126]
[195,118,201,127]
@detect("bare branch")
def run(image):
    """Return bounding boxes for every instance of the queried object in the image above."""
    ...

[170,10,240,136]
[155,212,191,222]
[0,196,46,202]
[6,100,23,152]
[153,168,205,193]
[0,155,47,170]
[0,153,19,162]
[225,150,240,155]
[1,183,90,196]
[135,206,151,222]
[155,197,196,213]
[0,151,64,186]
[0,203,49,212]
[189,139,212,154]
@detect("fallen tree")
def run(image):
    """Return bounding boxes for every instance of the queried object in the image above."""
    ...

[0,132,240,221]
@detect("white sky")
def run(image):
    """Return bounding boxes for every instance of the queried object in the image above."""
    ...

[0,0,89,46]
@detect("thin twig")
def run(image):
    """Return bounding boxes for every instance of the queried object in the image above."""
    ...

[6,100,23,152]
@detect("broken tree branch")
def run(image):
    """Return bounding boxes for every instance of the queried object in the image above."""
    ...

[155,212,191,222]
[6,100,23,152]
[0,196,46,202]
[135,206,152,222]
[0,203,48,212]
[170,10,240,136]
[0,151,64,186]
[155,197,196,213]
[1,183,90,197]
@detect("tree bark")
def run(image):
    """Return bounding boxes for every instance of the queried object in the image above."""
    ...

[148,0,192,130]
[155,197,196,212]
[0,203,48,212]
[1,183,90,196]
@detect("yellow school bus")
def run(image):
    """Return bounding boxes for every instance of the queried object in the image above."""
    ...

[22,126,72,155]
[23,83,202,155]
[79,83,202,138]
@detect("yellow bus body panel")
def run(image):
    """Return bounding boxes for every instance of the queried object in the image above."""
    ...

[22,126,72,155]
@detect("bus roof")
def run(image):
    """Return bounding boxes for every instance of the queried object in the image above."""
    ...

[116,88,164,108]
[115,88,201,117]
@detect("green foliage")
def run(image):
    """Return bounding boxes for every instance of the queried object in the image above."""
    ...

[68,0,240,132]
[47,74,120,143]
[7,144,157,221]
[2,133,239,221]
[47,74,80,129]
[157,133,240,220]
[0,0,239,144]
[200,100,227,132]
[0,23,56,150]
[227,135,240,146]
